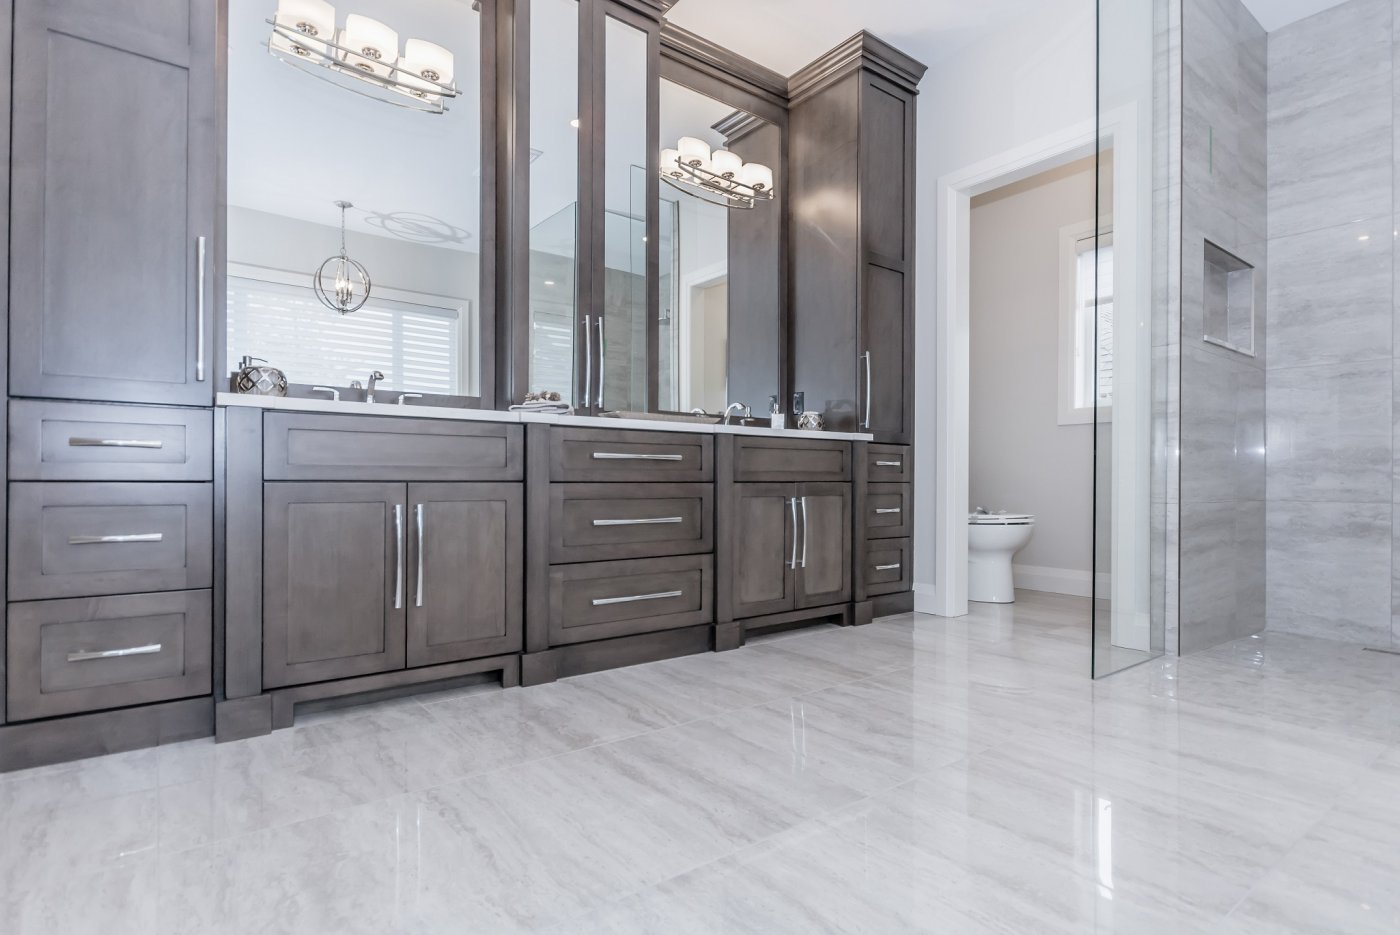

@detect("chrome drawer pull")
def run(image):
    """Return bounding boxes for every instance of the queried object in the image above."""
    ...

[394,504,405,610]
[875,507,902,514]
[592,516,683,527]
[875,460,902,467]
[67,643,162,663]
[592,590,683,606]
[68,437,164,449]
[874,563,902,571]
[590,452,684,461]
[69,533,163,545]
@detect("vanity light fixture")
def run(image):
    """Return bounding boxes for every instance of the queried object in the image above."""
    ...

[267,0,460,114]
[314,201,373,315]
[660,136,775,209]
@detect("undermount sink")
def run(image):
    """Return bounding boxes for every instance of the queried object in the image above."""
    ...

[600,410,766,427]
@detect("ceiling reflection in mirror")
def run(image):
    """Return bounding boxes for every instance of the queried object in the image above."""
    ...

[657,79,780,417]
[227,0,482,399]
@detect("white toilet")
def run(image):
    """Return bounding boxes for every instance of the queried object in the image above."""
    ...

[968,510,1035,603]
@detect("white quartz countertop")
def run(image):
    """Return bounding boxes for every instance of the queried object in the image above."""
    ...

[215,393,874,441]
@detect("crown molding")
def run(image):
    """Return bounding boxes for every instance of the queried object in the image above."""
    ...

[712,108,768,144]
[659,22,789,108]
[787,30,928,105]
[611,0,672,21]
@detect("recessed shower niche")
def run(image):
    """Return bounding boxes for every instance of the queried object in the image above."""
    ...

[1202,240,1255,356]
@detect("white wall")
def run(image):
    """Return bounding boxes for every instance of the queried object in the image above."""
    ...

[969,158,1098,581]
[911,0,1097,607]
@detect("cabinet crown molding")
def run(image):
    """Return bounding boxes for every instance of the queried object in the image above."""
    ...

[659,22,789,105]
[787,30,928,104]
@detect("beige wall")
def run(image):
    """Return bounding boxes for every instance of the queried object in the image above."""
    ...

[969,156,1105,583]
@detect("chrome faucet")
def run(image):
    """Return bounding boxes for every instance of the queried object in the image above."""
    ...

[365,371,384,404]
[722,402,751,425]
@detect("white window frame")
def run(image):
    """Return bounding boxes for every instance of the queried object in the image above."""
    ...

[226,261,476,397]
[1058,218,1114,426]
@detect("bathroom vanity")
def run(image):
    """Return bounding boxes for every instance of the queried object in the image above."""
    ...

[0,0,923,769]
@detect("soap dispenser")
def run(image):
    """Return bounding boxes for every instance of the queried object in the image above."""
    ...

[769,395,786,430]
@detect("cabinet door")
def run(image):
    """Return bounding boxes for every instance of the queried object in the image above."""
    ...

[795,482,852,608]
[263,483,406,688]
[406,483,523,667]
[9,0,215,404]
[730,483,797,619]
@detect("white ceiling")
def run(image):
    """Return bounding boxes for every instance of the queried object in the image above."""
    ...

[1240,0,1351,30]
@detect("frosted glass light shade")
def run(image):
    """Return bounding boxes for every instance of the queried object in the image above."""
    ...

[400,38,454,92]
[342,14,398,76]
[740,162,773,193]
[271,0,335,57]
[660,148,683,177]
[677,136,711,166]
[710,149,742,181]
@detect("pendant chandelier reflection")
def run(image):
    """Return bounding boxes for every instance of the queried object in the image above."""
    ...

[267,0,460,114]
[660,137,775,209]
[314,201,372,315]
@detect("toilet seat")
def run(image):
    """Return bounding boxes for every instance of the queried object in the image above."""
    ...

[968,512,1035,526]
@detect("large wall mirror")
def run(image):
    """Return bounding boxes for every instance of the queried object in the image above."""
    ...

[226,0,488,403]
[657,74,783,417]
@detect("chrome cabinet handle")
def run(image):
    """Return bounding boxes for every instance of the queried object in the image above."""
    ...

[311,386,341,401]
[67,643,161,663]
[582,314,592,408]
[875,507,902,514]
[415,503,425,608]
[394,504,405,610]
[68,437,163,449]
[69,533,163,545]
[590,452,683,461]
[592,516,683,526]
[875,460,902,467]
[799,496,809,569]
[596,317,606,409]
[788,496,799,570]
[861,350,872,429]
[874,563,902,571]
[196,236,207,382]
[592,590,683,606]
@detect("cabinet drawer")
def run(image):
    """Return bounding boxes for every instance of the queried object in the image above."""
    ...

[867,444,912,483]
[549,554,713,645]
[550,427,712,482]
[864,538,912,596]
[866,483,912,538]
[264,413,523,481]
[6,590,212,720]
[9,483,213,601]
[732,437,851,482]
[550,483,712,563]
[9,400,213,481]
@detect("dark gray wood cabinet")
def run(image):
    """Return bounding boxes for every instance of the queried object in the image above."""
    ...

[407,482,523,667]
[789,36,924,443]
[262,482,407,688]
[794,483,852,608]
[8,0,215,405]
[730,480,851,618]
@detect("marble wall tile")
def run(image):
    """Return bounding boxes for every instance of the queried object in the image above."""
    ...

[1181,500,1266,654]
[1266,499,1393,645]
[1267,358,1393,503]
[1266,218,1392,370]
[1181,345,1265,504]
[1267,0,1393,239]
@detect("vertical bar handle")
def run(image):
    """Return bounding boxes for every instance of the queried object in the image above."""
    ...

[582,314,592,409]
[596,317,606,409]
[196,236,207,381]
[799,496,809,569]
[414,503,425,608]
[788,496,799,569]
[861,350,871,429]
[394,504,405,610]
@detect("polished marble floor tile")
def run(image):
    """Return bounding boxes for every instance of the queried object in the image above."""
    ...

[3,596,1400,933]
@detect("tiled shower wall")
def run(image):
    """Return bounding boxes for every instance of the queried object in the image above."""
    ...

[1265,0,1396,647]
[1179,0,1268,654]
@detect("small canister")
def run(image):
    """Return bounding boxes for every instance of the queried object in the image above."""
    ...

[797,411,825,431]
[233,356,289,397]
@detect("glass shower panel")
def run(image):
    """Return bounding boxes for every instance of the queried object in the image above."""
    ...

[1093,0,1173,676]
[528,0,580,404]
[600,14,651,412]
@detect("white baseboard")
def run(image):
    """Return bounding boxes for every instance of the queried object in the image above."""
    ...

[1013,564,1111,598]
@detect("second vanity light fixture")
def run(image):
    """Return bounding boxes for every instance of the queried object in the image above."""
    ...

[268,0,460,114]
[660,137,775,209]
